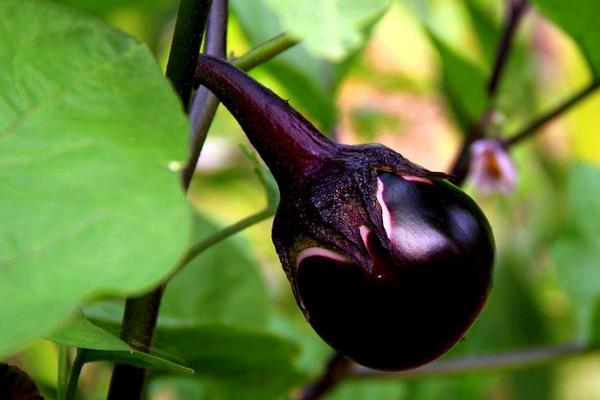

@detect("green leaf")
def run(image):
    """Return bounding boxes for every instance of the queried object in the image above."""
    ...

[532,0,600,77]
[0,0,190,356]
[552,163,600,339]
[263,0,390,61]
[160,213,271,329]
[427,30,488,133]
[48,312,193,375]
[154,324,307,400]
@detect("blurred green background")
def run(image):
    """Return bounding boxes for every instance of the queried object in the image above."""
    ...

[6,0,600,399]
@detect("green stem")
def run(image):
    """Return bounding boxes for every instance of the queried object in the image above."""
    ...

[232,33,300,71]
[57,345,70,400]
[165,206,276,282]
[184,0,230,191]
[166,0,214,109]
[107,0,213,399]
[351,342,591,380]
[65,349,86,400]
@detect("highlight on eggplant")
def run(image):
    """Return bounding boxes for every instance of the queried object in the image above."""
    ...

[193,55,495,370]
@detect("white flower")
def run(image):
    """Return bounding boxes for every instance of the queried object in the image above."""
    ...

[468,139,517,194]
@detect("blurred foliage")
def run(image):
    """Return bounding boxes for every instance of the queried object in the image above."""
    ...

[160,213,271,329]
[552,164,600,340]
[532,0,600,77]
[153,325,306,400]
[264,0,391,60]
[427,29,488,133]
[325,379,406,399]
[3,0,600,399]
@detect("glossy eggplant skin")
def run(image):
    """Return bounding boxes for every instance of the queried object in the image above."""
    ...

[295,173,494,370]
[194,55,495,371]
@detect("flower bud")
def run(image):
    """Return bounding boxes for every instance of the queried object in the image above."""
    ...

[194,55,495,370]
[468,138,517,194]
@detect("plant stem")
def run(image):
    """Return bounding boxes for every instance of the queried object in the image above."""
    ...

[57,345,70,400]
[448,113,493,186]
[184,0,229,191]
[504,81,600,147]
[296,343,591,399]
[296,353,353,400]
[449,0,529,186]
[165,206,276,282]
[351,342,591,380]
[194,55,337,186]
[182,32,300,190]
[232,33,300,71]
[487,0,529,98]
[107,1,212,399]
[166,0,214,110]
[202,0,229,57]
[107,287,165,399]
[65,349,86,400]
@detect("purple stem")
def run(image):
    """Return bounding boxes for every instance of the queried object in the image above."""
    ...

[193,55,337,186]
[449,0,529,185]
[183,0,229,190]
[487,0,529,97]
[297,354,352,400]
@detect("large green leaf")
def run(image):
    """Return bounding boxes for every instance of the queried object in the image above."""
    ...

[263,0,390,60]
[552,163,600,339]
[532,0,600,76]
[0,0,190,356]
[154,324,307,400]
[48,312,193,375]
